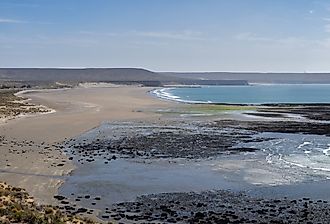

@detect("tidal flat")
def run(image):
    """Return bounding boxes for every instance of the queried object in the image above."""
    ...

[57,115,330,223]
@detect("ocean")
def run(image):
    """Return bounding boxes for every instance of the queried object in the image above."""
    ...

[154,84,330,104]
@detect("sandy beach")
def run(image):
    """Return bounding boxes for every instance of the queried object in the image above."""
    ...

[0,86,172,205]
[2,85,330,223]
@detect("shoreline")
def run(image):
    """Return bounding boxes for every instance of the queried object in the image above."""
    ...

[0,85,173,207]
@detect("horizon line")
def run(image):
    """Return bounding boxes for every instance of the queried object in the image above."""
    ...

[1,67,330,74]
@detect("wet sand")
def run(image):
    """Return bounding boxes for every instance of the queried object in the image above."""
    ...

[0,86,172,205]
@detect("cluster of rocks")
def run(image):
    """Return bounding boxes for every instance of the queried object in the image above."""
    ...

[0,135,69,168]
[257,105,330,121]
[53,194,99,217]
[64,124,271,164]
[213,120,330,137]
[59,120,330,223]
[53,189,330,223]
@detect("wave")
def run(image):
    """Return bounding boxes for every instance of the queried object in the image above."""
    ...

[242,132,330,180]
[277,154,330,173]
[152,88,211,104]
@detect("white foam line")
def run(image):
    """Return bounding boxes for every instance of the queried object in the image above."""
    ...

[297,141,312,149]
[279,154,330,172]
[152,88,211,104]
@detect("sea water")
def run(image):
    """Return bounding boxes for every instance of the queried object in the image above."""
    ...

[154,84,330,104]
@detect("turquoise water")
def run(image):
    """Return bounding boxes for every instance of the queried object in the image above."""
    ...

[154,84,330,104]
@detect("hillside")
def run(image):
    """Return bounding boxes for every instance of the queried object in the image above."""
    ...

[3,68,328,87]
[0,68,248,87]
[0,68,174,82]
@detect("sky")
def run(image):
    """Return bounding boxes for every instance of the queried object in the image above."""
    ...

[1,0,330,72]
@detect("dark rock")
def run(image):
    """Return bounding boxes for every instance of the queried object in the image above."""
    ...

[76,208,88,213]
[54,195,66,200]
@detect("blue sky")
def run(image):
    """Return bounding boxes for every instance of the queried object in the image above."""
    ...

[1,0,330,72]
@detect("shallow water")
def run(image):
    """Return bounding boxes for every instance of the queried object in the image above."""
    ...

[60,158,250,209]
[60,122,330,212]
[250,180,330,200]
[238,132,330,178]
[154,84,330,104]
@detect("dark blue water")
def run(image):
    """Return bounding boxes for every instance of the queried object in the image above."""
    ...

[155,84,330,104]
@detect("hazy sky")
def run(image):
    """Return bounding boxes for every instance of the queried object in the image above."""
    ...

[1,0,330,72]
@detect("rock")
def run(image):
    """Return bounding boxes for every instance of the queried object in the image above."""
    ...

[54,195,66,200]
[76,208,88,213]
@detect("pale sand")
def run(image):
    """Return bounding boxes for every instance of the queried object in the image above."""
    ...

[0,86,173,205]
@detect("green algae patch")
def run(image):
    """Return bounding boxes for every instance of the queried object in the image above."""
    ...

[155,104,257,117]
[179,104,257,115]
[186,104,257,112]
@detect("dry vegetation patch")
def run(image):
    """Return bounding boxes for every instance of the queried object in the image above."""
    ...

[0,90,50,121]
[0,182,95,224]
